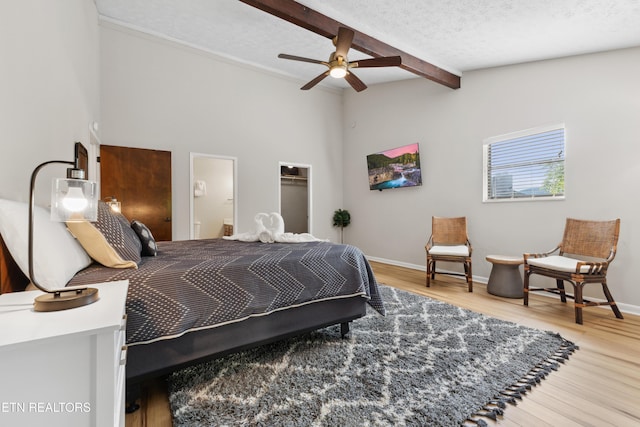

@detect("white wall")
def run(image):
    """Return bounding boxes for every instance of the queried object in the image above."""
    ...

[0,0,100,204]
[343,47,640,310]
[99,22,344,242]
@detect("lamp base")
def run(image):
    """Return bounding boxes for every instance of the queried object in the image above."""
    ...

[34,288,99,312]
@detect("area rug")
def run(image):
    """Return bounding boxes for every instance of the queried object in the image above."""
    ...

[168,285,577,426]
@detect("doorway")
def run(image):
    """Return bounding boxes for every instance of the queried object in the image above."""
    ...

[190,153,237,239]
[279,162,311,234]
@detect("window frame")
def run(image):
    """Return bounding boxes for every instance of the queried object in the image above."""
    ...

[482,123,566,203]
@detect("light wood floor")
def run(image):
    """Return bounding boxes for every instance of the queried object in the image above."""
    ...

[126,262,640,427]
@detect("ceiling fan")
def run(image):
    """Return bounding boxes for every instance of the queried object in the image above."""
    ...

[278,27,402,92]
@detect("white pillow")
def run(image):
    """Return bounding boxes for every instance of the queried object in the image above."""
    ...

[0,198,92,291]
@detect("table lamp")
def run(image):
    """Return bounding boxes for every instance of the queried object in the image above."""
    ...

[104,196,121,213]
[28,143,100,311]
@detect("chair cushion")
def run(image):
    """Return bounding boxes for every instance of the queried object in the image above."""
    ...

[428,245,469,256]
[527,255,593,273]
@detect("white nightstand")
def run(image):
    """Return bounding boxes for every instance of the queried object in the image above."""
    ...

[0,280,128,427]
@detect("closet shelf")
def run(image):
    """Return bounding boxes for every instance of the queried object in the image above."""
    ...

[280,174,307,182]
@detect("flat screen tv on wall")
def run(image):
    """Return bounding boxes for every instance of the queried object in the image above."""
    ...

[366,143,422,191]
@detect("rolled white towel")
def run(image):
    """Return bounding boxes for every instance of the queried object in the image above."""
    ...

[255,212,283,243]
[223,212,327,243]
[223,231,258,242]
[275,232,328,243]
[258,229,275,243]
[254,213,269,233]
[223,212,269,241]
[268,212,285,235]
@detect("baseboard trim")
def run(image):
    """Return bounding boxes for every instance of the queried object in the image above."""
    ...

[366,255,640,317]
[366,255,489,285]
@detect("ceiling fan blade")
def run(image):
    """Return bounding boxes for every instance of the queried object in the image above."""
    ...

[351,56,402,68]
[278,53,326,65]
[334,27,354,59]
[301,71,330,90]
[344,72,367,92]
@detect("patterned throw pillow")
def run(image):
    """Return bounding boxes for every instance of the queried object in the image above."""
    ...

[67,201,142,268]
[131,220,158,256]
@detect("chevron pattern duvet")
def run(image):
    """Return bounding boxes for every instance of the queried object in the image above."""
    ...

[68,239,384,346]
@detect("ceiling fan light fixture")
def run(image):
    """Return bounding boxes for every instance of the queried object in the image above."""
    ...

[278,27,397,91]
[329,64,347,78]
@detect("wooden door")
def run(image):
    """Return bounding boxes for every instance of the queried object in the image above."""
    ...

[100,145,172,241]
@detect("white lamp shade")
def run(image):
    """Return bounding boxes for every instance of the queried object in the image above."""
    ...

[51,178,98,222]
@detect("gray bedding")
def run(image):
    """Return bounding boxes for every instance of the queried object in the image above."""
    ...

[68,239,384,346]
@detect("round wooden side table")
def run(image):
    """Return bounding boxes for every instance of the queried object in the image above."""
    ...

[485,255,524,298]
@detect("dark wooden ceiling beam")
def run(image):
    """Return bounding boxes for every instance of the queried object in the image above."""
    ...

[238,0,461,89]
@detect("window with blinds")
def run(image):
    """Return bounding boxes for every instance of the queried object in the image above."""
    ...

[483,124,565,202]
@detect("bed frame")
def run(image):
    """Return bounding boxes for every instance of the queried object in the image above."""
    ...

[0,235,368,407]
[0,236,30,295]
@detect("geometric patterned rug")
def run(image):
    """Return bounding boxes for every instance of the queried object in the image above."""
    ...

[169,285,577,426]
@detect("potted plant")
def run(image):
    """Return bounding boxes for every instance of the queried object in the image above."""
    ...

[332,209,351,243]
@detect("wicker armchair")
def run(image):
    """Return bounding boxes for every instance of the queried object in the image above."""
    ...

[523,218,623,325]
[425,216,473,292]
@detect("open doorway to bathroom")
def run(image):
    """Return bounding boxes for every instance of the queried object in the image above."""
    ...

[279,162,311,234]
[190,153,237,239]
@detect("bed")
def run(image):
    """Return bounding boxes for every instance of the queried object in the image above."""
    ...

[0,199,384,407]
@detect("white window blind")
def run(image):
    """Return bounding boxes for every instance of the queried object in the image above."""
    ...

[483,124,565,202]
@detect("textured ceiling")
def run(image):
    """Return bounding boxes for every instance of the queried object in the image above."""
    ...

[95,0,640,90]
